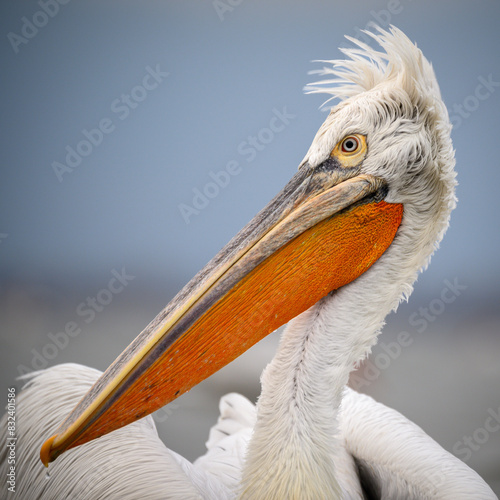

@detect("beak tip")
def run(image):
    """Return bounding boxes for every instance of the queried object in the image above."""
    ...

[40,434,58,467]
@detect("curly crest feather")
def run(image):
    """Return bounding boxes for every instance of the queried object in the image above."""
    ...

[304,25,443,109]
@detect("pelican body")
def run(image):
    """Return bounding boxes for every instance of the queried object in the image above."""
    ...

[1,26,496,499]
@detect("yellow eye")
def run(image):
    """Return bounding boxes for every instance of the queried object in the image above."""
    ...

[331,134,367,167]
[340,136,360,154]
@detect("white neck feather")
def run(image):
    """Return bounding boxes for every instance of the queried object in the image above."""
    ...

[241,295,349,499]
[240,213,436,499]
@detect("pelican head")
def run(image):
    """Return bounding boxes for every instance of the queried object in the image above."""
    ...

[40,26,456,470]
[304,26,456,285]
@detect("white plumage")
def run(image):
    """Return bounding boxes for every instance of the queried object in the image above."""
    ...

[1,364,229,499]
[1,26,497,499]
[1,362,495,499]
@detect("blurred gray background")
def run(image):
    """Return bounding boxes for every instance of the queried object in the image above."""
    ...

[1,0,499,494]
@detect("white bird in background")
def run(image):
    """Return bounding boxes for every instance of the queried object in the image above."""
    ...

[1,26,497,500]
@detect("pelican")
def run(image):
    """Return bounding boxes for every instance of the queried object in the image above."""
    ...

[1,26,496,499]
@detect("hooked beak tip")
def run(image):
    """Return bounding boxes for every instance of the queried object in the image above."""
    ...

[40,434,57,467]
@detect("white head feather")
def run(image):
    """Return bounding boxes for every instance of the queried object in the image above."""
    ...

[303,25,456,286]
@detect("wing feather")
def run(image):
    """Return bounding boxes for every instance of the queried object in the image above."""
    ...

[339,388,497,499]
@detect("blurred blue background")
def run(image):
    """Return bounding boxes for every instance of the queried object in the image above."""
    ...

[1,0,499,494]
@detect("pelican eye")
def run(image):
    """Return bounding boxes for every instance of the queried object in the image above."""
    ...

[341,136,360,154]
[331,134,367,167]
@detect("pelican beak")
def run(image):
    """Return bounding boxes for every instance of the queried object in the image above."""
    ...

[40,160,403,466]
